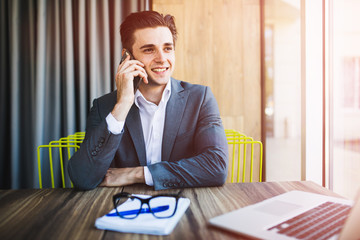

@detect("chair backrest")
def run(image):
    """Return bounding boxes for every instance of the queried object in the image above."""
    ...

[37,130,263,187]
[37,132,85,188]
[225,129,248,138]
[225,129,263,183]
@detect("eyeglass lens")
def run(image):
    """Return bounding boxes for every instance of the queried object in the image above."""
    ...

[115,197,142,218]
[149,196,177,218]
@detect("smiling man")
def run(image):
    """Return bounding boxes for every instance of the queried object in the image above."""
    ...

[68,11,228,190]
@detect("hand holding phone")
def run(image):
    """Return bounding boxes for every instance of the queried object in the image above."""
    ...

[111,50,147,121]
[119,50,143,93]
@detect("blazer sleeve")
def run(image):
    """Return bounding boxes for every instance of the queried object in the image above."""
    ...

[68,98,122,190]
[148,87,229,190]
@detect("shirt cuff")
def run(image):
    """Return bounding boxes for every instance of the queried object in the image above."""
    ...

[144,166,154,186]
[105,113,125,135]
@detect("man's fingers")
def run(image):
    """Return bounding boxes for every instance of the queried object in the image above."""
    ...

[130,59,145,67]
[117,54,131,72]
[121,64,147,75]
[118,58,144,73]
[116,68,148,86]
[131,70,148,84]
[115,61,147,87]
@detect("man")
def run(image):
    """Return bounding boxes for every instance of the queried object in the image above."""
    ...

[68,11,228,190]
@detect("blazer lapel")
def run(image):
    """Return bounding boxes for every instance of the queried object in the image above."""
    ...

[126,104,147,166]
[162,79,189,162]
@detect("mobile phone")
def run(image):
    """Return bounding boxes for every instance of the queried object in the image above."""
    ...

[120,50,142,93]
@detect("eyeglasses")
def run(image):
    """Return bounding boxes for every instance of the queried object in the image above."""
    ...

[110,190,183,219]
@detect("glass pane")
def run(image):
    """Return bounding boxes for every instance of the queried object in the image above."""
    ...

[264,0,301,181]
[116,197,142,218]
[331,0,360,199]
[149,196,176,218]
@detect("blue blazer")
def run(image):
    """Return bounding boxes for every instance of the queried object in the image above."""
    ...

[68,78,228,190]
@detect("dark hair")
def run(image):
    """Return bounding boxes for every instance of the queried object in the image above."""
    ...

[120,11,178,52]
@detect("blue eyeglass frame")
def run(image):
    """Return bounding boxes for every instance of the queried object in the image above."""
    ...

[112,190,183,219]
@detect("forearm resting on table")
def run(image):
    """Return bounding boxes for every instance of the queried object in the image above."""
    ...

[99,166,145,187]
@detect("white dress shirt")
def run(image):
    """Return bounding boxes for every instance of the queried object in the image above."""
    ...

[105,80,172,186]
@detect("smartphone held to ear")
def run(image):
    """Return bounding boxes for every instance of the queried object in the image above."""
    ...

[120,50,142,93]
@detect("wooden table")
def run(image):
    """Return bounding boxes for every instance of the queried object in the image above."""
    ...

[0,181,344,240]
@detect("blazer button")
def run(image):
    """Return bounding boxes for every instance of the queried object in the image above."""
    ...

[98,142,103,147]
[95,146,100,152]
[99,137,105,143]
[91,151,97,156]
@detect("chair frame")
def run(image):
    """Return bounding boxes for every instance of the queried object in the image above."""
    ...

[225,130,263,183]
[37,132,85,188]
[37,130,262,187]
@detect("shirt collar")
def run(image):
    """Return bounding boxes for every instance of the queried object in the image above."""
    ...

[134,78,172,108]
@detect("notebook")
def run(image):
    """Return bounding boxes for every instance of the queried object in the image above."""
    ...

[209,190,360,240]
[95,194,190,235]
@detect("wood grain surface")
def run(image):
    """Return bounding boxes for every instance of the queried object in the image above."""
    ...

[152,0,262,141]
[0,182,344,240]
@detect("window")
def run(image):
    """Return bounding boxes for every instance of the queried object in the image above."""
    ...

[330,0,360,199]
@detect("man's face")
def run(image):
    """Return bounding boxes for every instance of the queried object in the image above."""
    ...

[131,26,175,87]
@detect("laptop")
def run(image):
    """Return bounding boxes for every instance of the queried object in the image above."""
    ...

[209,190,360,240]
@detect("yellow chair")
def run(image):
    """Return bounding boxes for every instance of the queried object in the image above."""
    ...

[225,129,263,183]
[37,132,85,188]
[38,130,263,187]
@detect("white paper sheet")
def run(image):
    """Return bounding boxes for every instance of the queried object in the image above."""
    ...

[95,194,190,235]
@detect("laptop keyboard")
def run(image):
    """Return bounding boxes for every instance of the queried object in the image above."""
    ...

[267,201,352,240]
